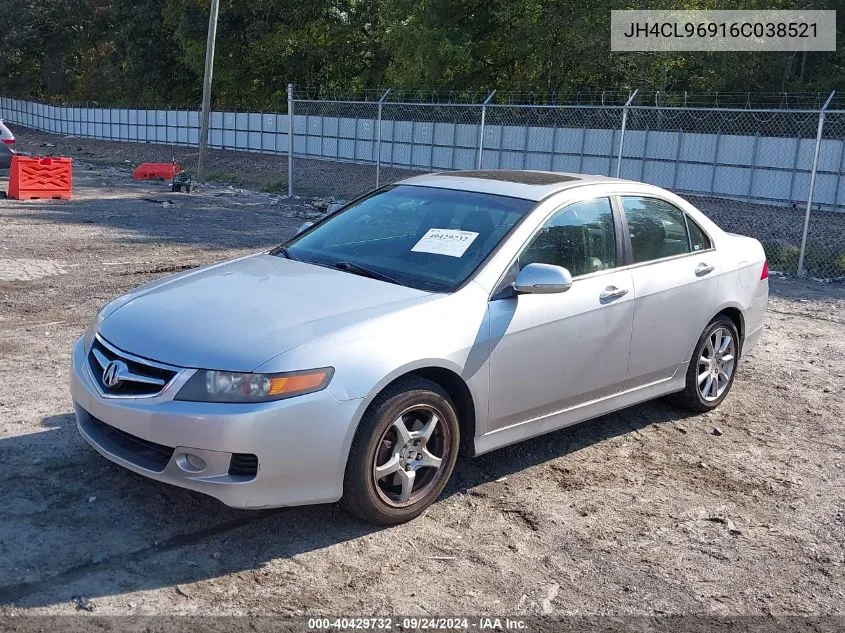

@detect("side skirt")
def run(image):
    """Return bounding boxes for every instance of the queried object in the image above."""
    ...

[473,364,686,456]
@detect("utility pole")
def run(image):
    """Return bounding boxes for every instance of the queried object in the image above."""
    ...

[197,0,220,180]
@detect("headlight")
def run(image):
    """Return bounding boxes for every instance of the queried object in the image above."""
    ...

[174,367,334,403]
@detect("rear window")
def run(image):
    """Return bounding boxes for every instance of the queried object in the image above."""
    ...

[686,216,712,251]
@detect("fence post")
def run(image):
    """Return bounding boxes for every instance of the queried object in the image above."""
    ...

[797,90,835,276]
[375,89,391,188]
[616,89,637,178]
[477,91,496,170]
[287,83,294,198]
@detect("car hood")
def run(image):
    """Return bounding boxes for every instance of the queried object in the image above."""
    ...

[98,254,437,371]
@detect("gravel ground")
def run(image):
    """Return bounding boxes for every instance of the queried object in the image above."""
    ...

[0,154,844,623]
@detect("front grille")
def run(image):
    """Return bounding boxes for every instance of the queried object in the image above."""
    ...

[87,336,178,397]
[85,413,175,472]
[228,453,258,478]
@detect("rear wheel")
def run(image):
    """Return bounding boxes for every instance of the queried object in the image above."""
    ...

[668,315,739,412]
[343,377,460,525]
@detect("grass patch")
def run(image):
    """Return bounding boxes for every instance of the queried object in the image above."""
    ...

[763,240,845,278]
[762,241,800,274]
[261,178,287,193]
[204,171,240,184]
[802,247,845,279]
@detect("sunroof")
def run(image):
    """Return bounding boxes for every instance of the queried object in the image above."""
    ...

[439,170,582,185]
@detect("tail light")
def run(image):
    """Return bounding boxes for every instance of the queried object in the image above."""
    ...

[760,259,769,280]
[1,138,13,145]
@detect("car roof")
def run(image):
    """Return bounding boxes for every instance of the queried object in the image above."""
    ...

[397,170,628,201]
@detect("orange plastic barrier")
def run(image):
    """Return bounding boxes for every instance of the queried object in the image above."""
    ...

[133,162,181,180]
[8,156,72,200]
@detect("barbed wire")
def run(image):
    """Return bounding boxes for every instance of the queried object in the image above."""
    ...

[287,87,841,110]
[5,88,841,112]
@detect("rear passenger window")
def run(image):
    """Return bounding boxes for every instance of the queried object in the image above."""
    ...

[621,197,690,263]
[687,216,712,251]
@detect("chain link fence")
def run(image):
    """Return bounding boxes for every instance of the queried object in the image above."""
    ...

[479,105,625,175]
[2,89,843,279]
[801,109,845,279]
[619,104,845,279]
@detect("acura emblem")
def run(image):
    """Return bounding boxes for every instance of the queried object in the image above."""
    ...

[102,360,128,388]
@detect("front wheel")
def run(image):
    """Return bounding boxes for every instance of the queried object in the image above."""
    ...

[342,377,460,525]
[668,315,740,412]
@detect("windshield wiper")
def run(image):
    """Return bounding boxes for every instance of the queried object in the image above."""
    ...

[275,247,297,260]
[334,261,405,286]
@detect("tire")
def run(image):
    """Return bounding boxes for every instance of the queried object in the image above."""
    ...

[668,315,740,412]
[343,377,460,525]
[185,185,192,194]
[171,184,180,192]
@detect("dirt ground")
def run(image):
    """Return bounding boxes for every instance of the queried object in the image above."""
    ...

[0,157,844,622]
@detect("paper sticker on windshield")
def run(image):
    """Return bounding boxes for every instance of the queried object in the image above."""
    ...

[412,228,479,257]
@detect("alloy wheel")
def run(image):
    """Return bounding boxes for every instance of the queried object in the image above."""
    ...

[697,327,736,402]
[372,404,451,508]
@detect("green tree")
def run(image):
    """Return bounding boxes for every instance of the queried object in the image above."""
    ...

[0,0,842,106]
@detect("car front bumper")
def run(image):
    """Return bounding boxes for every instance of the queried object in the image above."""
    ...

[70,336,367,508]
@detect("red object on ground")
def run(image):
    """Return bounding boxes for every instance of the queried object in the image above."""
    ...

[133,162,181,180]
[8,156,72,200]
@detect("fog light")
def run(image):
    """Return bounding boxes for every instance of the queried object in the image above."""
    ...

[182,453,207,472]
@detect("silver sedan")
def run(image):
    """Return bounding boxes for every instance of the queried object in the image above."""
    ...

[71,170,769,524]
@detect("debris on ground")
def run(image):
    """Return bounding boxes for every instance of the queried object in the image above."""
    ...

[71,595,94,612]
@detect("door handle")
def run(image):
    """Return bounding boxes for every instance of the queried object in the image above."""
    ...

[696,263,715,276]
[599,286,629,302]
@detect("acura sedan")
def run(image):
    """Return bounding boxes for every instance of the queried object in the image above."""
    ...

[71,170,768,524]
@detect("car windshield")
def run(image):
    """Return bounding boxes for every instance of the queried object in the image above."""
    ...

[279,185,536,292]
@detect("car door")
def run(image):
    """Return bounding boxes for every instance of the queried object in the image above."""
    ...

[619,195,720,388]
[486,197,634,432]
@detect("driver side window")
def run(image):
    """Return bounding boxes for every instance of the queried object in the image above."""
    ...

[519,198,617,277]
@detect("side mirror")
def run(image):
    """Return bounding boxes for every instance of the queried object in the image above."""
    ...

[512,263,573,294]
[295,221,314,235]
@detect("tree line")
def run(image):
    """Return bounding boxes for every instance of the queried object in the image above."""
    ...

[0,0,842,109]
